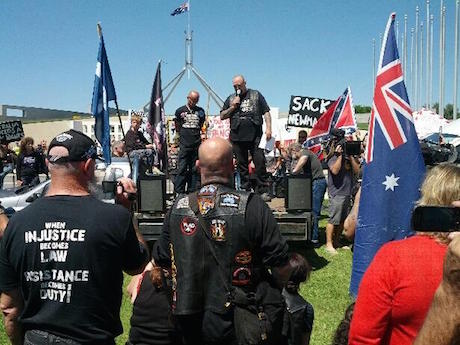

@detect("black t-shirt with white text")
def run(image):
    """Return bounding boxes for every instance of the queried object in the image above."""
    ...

[174,105,205,148]
[0,195,147,343]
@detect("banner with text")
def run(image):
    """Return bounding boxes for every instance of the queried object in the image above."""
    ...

[0,120,24,144]
[288,96,334,128]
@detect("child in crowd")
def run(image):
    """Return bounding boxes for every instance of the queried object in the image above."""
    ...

[332,303,355,345]
[126,261,182,345]
[282,253,314,345]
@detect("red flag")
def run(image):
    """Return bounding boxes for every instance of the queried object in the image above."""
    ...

[305,87,357,156]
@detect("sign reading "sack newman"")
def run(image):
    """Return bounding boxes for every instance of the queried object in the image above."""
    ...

[287,96,334,128]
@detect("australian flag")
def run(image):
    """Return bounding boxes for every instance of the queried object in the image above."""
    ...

[91,32,116,164]
[148,61,167,172]
[304,86,357,155]
[171,2,189,16]
[349,13,425,296]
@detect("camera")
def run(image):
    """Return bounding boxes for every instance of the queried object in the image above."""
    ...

[329,128,361,157]
[411,205,460,232]
[102,180,119,194]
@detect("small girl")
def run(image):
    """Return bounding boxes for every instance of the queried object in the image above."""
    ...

[282,253,314,345]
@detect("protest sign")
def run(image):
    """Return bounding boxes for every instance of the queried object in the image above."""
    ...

[0,120,24,143]
[287,95,334,128]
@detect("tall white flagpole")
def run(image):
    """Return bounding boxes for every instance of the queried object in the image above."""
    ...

[415,6,419,110]
[455,0,459,120]
[426,0,430,109]
[439,0,445,117]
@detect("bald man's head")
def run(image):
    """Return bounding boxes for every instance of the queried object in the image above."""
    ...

[198,138,233,185]
[232,75,247,94]
[187,90,200,107]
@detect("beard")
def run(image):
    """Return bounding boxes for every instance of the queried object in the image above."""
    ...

[87,175,103,198]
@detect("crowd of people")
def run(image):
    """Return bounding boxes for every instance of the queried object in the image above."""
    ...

[0,74,458,345]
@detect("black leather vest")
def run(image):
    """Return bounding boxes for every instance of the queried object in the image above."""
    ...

[229,89,262,126]
[169,184,263,315]
[282,289,310,345]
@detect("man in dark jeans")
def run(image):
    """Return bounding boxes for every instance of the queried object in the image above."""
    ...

[174,90,205,194]
[220,75,272,201]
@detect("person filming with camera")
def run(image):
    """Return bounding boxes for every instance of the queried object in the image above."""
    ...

[325,129,360,254]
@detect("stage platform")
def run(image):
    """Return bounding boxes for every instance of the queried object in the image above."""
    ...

[135,197,312,243]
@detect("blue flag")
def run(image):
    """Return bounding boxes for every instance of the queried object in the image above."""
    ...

[91,34,116,164]
[349,13,425,296]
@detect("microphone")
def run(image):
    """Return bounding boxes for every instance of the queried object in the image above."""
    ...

[236,89,241,96]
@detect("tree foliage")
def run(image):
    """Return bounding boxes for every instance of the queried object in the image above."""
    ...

[354,105,371,113]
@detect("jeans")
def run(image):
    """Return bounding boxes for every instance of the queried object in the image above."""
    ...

[24,330,115,345]
[174,146,199,194]
[312,178,327,241]
[129,149,155,185]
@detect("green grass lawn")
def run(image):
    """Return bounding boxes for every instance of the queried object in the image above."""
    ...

[1,215,354,345]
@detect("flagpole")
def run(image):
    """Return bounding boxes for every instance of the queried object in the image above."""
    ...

[439,0,445,117]
[411,28,415,106]
[420,21,424,108]
[455,0,459,120]
[430,14,434,109]
[426,0,430,109]
[404,15,408,82]
[415,6,419,111]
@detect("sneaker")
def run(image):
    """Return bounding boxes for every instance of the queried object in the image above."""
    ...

[261,192,272,202]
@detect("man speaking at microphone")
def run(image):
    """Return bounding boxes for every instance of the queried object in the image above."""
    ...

[220,75,272,201]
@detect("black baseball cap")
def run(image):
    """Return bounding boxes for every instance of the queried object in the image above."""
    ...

[47,129,98,163]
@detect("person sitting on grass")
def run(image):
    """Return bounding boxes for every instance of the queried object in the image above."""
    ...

[282,253,314,345]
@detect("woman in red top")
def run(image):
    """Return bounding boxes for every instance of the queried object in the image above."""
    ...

[348,164,460,345]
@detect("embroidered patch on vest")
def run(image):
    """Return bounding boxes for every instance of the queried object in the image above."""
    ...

[235,250,252,265]
[210,219,226,242]
[232,267,251,286]
[199,184,217,196]
[180,216,197,236]
[176,196,189,209]
[198,196,215,215]
[219,193,240,208]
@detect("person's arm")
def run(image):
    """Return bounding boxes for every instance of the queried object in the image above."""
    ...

[264,111,272,140]
[0,289,23,345]
[350,155,361,175]
[328,147,343,176]
[139,132,154,150]
[292,155,308,175]
[248,194,289,288]
[348,245,394,344]
[124,131,134,153]
[220,97,239,120]
[152,210,172,267]
[16,154,22,184]
[344,187,361,240]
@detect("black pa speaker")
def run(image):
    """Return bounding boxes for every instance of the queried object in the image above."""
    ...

[285,175,312,212]
[137,175,166,213]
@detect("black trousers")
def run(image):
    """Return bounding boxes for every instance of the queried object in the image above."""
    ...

[232,138,268,194]
[174,146,200,194]
[176,311,237,345]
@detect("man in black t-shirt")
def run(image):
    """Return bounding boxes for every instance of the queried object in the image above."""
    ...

[220,75,272,201]
[152,137,289,345]
[174,90,205,194]
[0,129,148,345]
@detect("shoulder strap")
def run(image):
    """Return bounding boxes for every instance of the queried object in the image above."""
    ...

[188,192,233,303]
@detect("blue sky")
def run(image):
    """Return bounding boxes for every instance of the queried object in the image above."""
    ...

[0,0,458,116]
